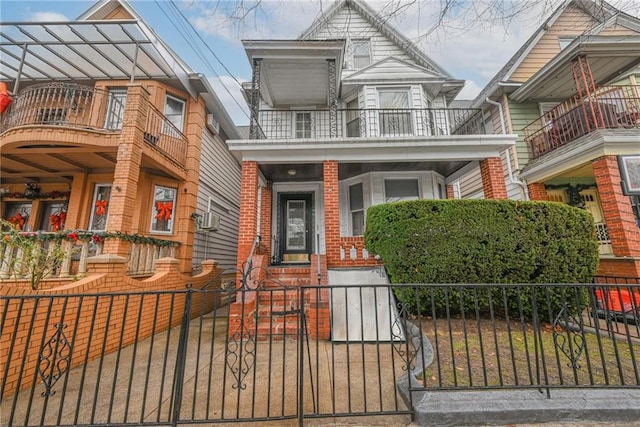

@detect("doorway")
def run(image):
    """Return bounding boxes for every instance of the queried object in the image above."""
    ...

[279,193,313,263]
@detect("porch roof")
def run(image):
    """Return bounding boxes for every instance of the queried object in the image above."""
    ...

[510,35,640,102]
[227,135,516,176]
[242,39,345,107]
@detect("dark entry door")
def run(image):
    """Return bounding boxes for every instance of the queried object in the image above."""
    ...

[279,193,312,263]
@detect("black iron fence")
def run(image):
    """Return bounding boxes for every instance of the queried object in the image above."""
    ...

[1,280,639,426]
[255,107,485,139]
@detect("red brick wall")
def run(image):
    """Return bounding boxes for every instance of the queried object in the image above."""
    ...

[446,184,455,199]
[480,157,508,199]
[597,258,640,277]
[323,161,341,267]
[0,257,220,400]
[331,237,384,268]
[237,161,260,277]
[593,156,640,257]
[528,182,549,201]
[259,185,273,261]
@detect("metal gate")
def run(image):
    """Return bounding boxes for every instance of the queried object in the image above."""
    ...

[1,280,415,427]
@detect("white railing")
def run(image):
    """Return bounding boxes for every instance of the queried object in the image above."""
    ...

[127,242,176,276]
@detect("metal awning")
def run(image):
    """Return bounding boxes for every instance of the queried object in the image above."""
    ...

[510,35,640,102]
[0,20,194,95]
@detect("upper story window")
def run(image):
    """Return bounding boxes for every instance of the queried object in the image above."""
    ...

[295,112,312,138]
[164,94,185,133]
[105,88,127,130]
[384,179,419,202]
[378,89,411,135]
[558,37,575,50]
[351,39,371,69]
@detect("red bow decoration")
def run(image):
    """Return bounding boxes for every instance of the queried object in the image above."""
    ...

[8,213,25,230]
[95,200,109,216]
[155,201,173,221]
[50,211,67,232]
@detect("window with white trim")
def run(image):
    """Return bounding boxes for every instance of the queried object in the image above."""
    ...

[164,95,185,133]
[351,40,371,69]
[378,89,411,136]
[384,179,419,202]
[349,182,365,236]
[89,184,112,231]
[105,88,127,130]
[295,112,312,138]
[150,185,177,233]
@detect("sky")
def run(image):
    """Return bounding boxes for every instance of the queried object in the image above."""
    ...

[2,0,640,126]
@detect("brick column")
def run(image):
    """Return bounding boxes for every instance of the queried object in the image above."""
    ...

[104,84,148,257]
[592,156,640,257]
[64,173,88,229]
[527,183,549,201]
[260,184,273,262]
[175,97,206,272]
[446,184,455,199]
[323,161,340,267]
[237,161,260,277]
[480,157,508,199]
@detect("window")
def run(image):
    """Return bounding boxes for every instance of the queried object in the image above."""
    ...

[89,184,112,231]
[352,40,371,69]
[164,95,185,133]
[39,202,67,232]
[349,183,364,236]
[378,89,411,135]
[106,88,127,130]
[150,185,177,233]
[3,202,32,231]
[346,99,361,137]
[295,112,312,138]
[385,179,419,202]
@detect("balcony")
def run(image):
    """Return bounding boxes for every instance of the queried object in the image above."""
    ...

[252,108,485,140]
[523,85,640,160]
[1,83,188,167]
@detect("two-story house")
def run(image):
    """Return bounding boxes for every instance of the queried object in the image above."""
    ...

[226,0,517,337]
[0,0,242,279]
[457,0,640,277]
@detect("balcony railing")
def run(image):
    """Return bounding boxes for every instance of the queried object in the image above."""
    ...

[0,83,123,132]
[144,104,188,166]
[253,108,485,140]
[0,231,178,283]
[524,85,640,160]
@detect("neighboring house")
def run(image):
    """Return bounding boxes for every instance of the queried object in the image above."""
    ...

[226,0,516,336]
[0,0,241,278]
[456,0,640,276]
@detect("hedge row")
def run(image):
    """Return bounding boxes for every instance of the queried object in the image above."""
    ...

[364,199,599,316]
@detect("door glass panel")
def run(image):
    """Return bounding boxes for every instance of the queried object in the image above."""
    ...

[286,200,306,251]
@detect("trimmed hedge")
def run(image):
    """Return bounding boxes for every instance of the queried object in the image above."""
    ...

[364,199,599,317]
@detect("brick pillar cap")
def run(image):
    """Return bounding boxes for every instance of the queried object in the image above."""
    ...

[155,257,180,266]
[87,254,127,264]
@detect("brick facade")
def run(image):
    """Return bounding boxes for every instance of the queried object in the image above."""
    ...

[527,182,549,201]
[323,161,341,267]
[259,184,273,262]
[237,161,260,277]
[446,183,455,199]
[592,156,640,258]
[480,157,508,199]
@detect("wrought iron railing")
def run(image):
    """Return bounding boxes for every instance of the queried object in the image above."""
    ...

[254,107,485,139]
[0,83,122,132]
[524,85,640,160]
[2,280,638,426]
[144,104,188,166]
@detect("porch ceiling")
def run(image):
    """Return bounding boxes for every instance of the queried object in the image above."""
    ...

[510,35,640,102]
[243,40,345,108]
[259,161,473,182]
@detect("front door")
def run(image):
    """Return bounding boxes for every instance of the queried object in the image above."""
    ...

[279,193,312,263]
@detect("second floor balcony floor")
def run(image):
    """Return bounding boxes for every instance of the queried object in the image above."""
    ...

[1,82,189,168]
[250,107,487,140]
[523,85,640,160]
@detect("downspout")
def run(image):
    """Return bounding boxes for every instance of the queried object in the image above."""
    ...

[484,97,529,200]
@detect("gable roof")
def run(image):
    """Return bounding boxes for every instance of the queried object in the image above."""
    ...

[342,57,445,82]
[469,0,638,107]
[299,0,453,79]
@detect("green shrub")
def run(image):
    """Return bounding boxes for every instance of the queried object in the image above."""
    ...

[364,200,599,317]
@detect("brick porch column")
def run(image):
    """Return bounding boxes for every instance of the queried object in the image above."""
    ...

[480,157,508,199]
[64,172,88,229]
[446,184,455,199]
[104,84,148,257]
[323,161,340,267]
[527,183,549,201]
[237,161,260,279]
[592,156,640,257]
[260,184,273,262]
[174,97,206,272]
